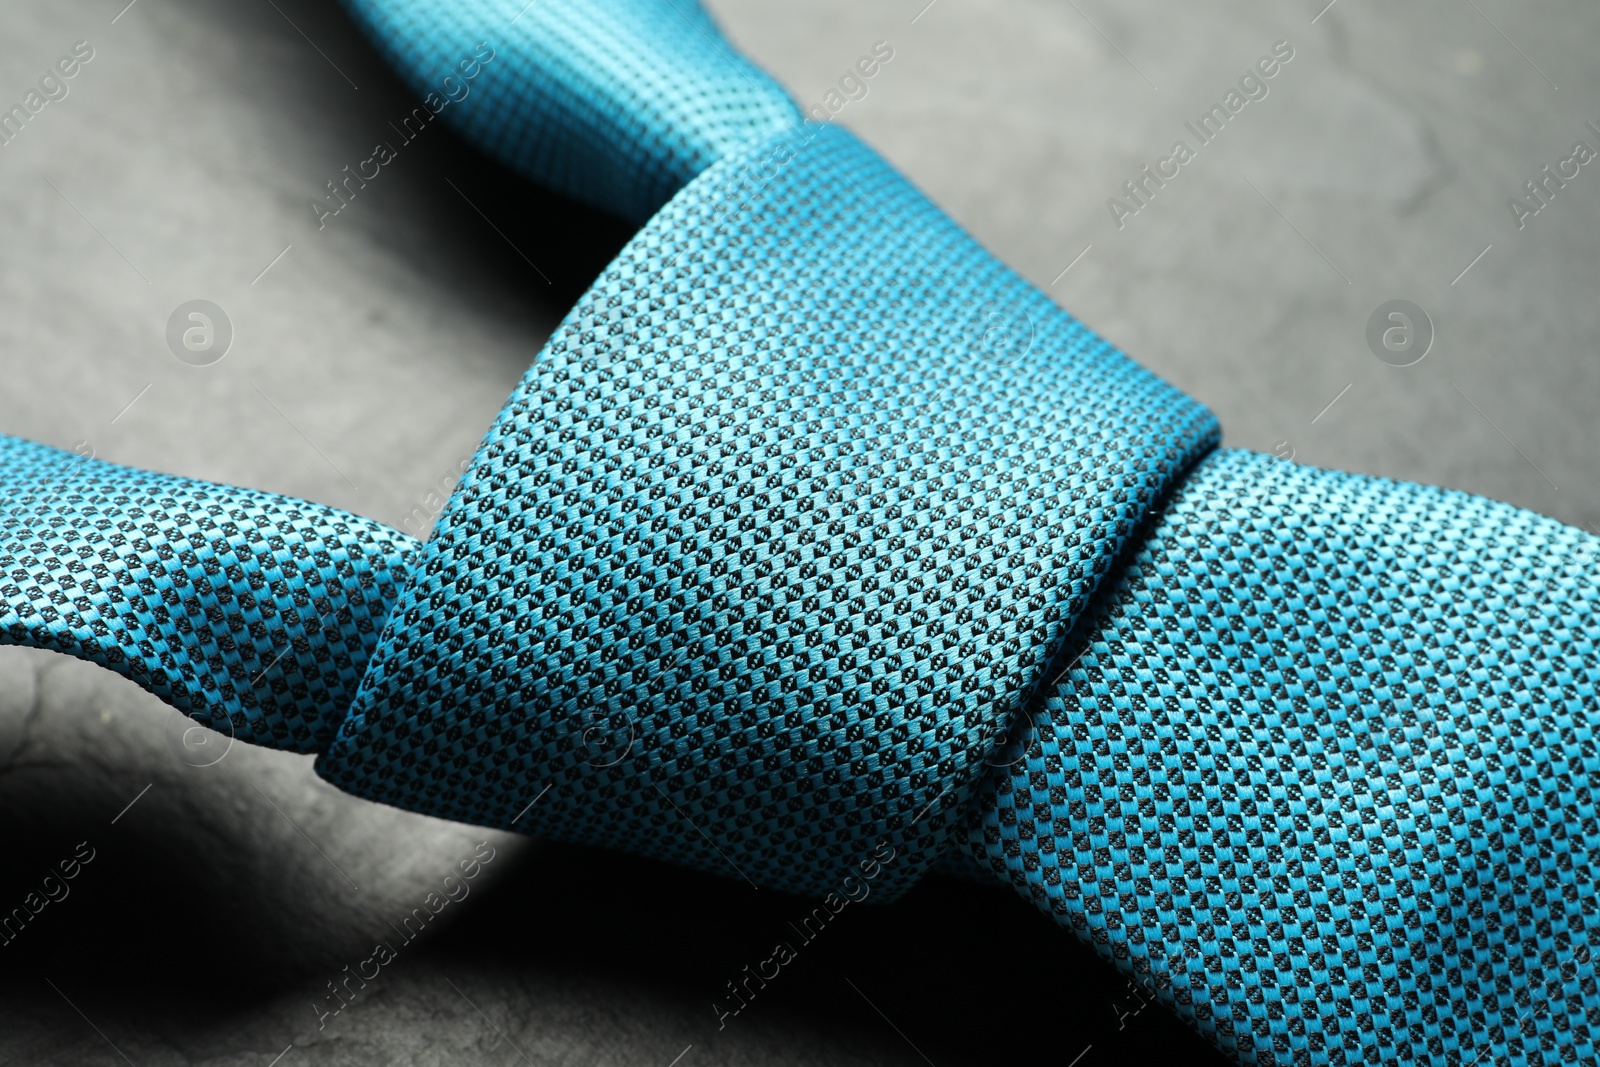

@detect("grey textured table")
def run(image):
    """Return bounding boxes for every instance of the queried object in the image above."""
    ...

[0,1,1595,1064]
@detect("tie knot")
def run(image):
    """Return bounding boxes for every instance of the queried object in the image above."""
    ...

[316,121,1218,896]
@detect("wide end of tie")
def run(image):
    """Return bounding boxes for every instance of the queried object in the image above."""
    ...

[967,446,1600,1064]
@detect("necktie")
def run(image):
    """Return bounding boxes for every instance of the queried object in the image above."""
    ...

[3,3,1596,1064]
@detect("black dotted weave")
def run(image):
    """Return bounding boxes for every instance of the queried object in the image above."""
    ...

[969,448,1600,1065]
[317,122,1218,898]
[340,0,801,222]
[0,435,414,752]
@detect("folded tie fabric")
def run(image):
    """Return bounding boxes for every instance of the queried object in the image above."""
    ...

[2,1,1595,1064]
[0,434,412,752]
[970,450,1600,1063]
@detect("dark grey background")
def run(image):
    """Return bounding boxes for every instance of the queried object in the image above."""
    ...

[0,0,1594,1063]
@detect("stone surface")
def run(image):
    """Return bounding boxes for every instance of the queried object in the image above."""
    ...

[0,0,1595,1063]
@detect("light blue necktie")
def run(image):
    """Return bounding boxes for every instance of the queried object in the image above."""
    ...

[4,3,1597,1063]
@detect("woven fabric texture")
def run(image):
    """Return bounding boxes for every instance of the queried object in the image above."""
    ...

[968,446,1600,1065]
[0,435,415,752]
[1,1,1596,1063]
[338,0,801,222]
[314,120,1219,899]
